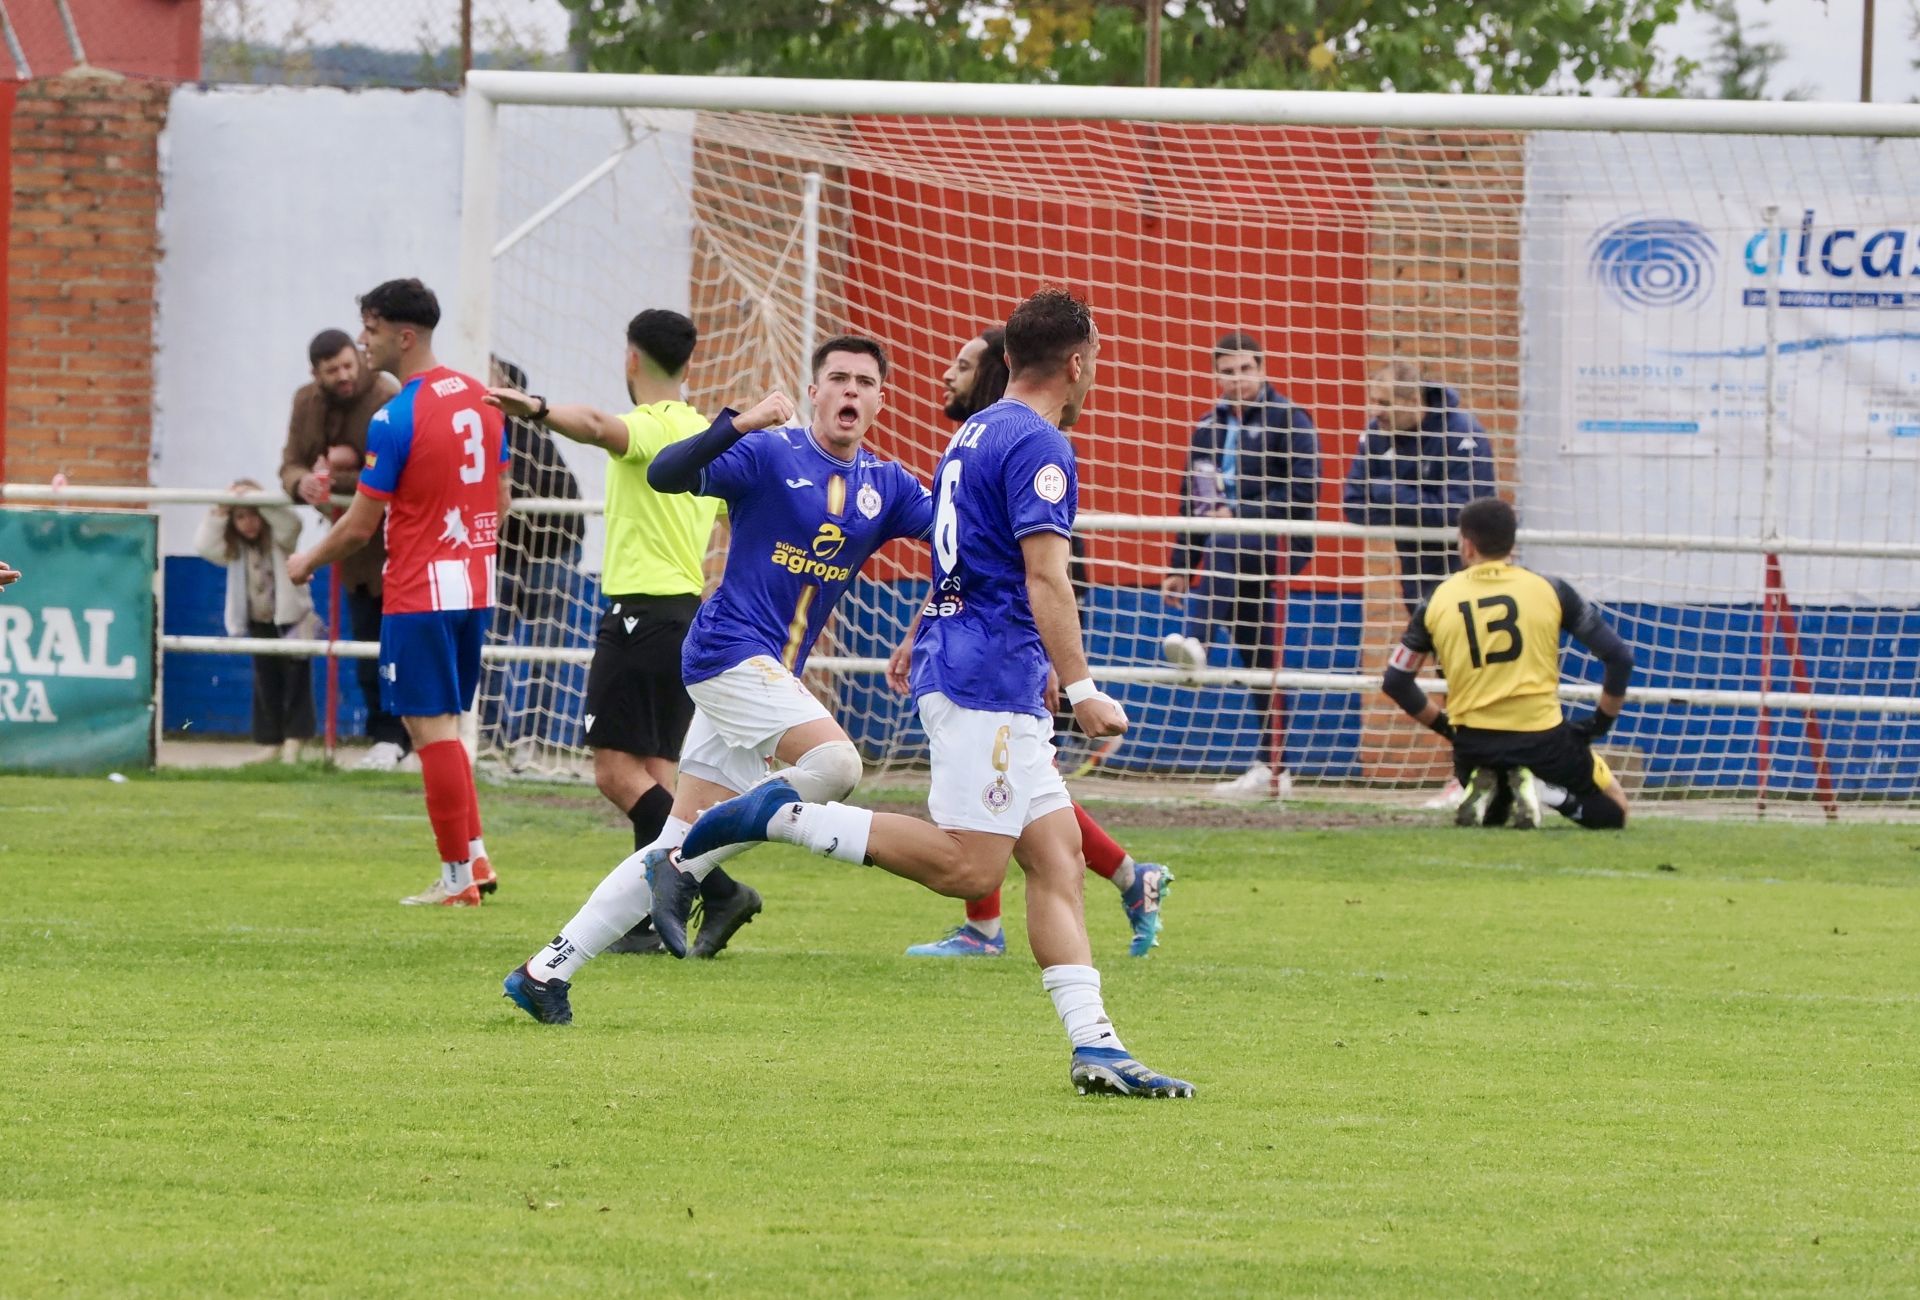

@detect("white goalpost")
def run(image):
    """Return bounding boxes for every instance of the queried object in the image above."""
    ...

[440,72,1920,811]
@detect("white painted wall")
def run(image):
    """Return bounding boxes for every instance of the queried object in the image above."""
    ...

[152,86,698,571]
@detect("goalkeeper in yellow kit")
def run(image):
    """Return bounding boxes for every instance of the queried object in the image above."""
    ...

[1382,496,1634,829]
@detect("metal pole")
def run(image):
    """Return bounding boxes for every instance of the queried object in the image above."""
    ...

[460,0,474,81]
[1146,2,1162,88]
[797,171,823,411]
[1862,0,1875,101]
[452,84,499,380]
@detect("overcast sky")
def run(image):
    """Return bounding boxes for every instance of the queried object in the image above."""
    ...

[275,0,1911,102]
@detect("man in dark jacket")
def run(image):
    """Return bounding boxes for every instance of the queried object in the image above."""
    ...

[1342,359,1495,612]
[278,328,408,769]
[1160,332,1319,799]
[483,357,587,763]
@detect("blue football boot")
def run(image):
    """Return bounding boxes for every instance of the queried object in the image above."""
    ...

[1069,1046,1195,1098]
[904,925,1007,957]
[645,847,700,959]
[1121,862,1174,957]
[681,780,800,862]
[502,964,572,1025]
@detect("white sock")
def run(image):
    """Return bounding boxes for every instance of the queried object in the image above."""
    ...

[1537,779,1571,809]
[468,837,488,864]
[526,848,655,983]
[645,816,691,856]
[967,916,1003,941]
[1110,855,1136,893]
[1041,964,1124,1051]
[767,801,871,865]
[441,858,473,892]
[678,841,752,882]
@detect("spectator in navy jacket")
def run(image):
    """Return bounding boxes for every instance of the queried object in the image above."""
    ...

[1160,332,1319,799]
[1343,359,1494,612]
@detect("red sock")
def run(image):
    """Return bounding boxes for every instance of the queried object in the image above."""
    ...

[459,743,483,841]
[966,888,1003,924]
[1075,803,1127,880]
[417,739,474,863]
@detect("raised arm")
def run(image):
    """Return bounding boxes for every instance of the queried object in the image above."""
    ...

[648,391,795,494]
[486,386,630,456]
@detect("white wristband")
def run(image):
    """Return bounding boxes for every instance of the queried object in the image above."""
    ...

[1063,678,1098,706]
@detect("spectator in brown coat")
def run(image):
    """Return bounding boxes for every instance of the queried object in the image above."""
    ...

[278,328,410,770]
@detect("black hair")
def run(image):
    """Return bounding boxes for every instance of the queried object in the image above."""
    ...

[1459,495,1517,559]
[626,309,698,377]
[951,327,1010,422]
[811,334,889,382]
[357,278,440,331]
[1212,331,1264,362]
[1004,288,1093,377]
[308,328,355,367]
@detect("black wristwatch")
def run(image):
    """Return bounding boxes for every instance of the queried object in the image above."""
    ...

[530,395,550,422]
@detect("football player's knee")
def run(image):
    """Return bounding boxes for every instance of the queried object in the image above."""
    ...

[784,740,863,804]
[1580,792,1627,830]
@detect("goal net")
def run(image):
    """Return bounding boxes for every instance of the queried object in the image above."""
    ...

[463,76,1920,810]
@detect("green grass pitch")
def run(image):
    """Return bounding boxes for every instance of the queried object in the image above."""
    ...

[3,769,1917,1296]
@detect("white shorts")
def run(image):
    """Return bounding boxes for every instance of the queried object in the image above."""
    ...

[919,691,1072,837]
[681,656,835,793]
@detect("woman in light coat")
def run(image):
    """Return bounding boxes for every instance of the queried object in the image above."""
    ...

[195,480,317,761]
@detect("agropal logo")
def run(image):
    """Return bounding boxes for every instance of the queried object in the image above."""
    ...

[1588,217,1719,311]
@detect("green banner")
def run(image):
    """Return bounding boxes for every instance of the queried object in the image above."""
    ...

[0,509,156,773]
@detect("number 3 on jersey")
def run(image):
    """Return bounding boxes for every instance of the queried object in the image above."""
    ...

[933,461,962,572]
[453,408,487,484]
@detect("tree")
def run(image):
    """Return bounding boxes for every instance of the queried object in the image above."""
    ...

[1697,0,1800,100]
[560,0,1705,95]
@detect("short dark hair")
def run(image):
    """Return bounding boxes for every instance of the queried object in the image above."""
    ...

[1212,331,1263,361]
[957,327,1011,421]
[1458,495,1516,558]
[1004,288,1093,377]
[626,310,697,377]
[811,334,889,382]
[308,328,354,367]
[358,278,440,331]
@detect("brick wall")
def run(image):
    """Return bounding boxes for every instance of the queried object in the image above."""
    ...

[6,71,170,486]
[1360,130,1527,783]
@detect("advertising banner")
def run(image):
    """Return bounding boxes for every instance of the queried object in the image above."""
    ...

[1522,133,1920,602]
[0,509,156,773]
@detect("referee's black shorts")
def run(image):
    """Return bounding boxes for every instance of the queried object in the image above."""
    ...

[583,593,700,759]
[1452,721,1604,797]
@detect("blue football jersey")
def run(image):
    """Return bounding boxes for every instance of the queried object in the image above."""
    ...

[910,398,1078,717]
[682,425,933,685]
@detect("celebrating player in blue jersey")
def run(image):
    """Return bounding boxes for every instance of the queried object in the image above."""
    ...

[503,336,937,1023]
[678,291,1193,1098]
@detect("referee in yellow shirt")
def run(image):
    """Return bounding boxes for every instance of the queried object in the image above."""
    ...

[488,310,761,955]
[1381,496,1634,831]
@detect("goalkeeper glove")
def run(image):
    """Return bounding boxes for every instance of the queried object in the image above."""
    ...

[1572,709,1617,741]
[1428,710,1456,742]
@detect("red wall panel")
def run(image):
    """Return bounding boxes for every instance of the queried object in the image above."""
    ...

[834,120,1375,589]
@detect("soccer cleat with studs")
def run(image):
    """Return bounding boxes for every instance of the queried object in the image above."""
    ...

[400,878,481,907]
[680,779,800,862]
[1121,862,1174,957]
[502,964,572,1025]
[1453,767,1501,828]
[1069,1046,1195,1098]
[690,883,764,959]
[905,924,1006,957]
[472,858,498,896]
[1509,766,1543,830]
[645,848,699,959]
